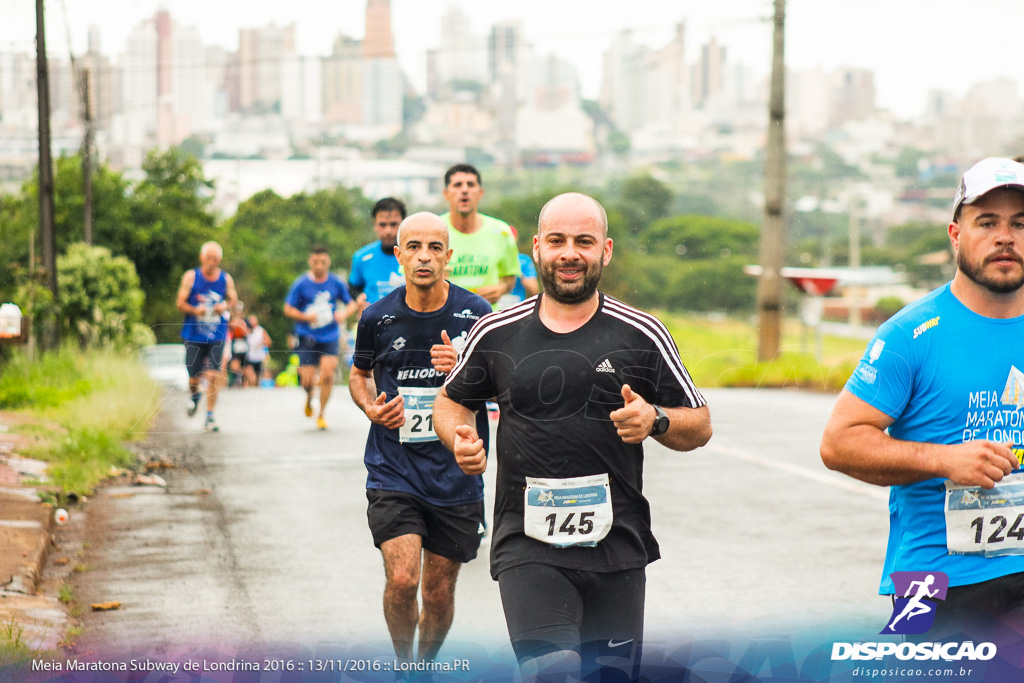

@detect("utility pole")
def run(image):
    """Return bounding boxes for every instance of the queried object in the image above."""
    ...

[35,0,59,349]
[756,0,786,362]
[81,68,94,245]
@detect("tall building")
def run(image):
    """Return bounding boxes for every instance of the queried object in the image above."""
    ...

[646,23,689,131]
[113,11,207,160]
[693,37,726,109]
[322,35,363,124]
[830,68,876,126]
[436,6,487,92]
[363,0,395,58]
[238,23,296,113]
[601,31,648,133]
[361,0,402,132]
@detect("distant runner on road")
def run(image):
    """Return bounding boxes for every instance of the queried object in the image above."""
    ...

[440,163,520,310]
[284,246,356,431]
[176,241,238,433]
[822,157,1024,637]
[348,212,492,665]
[349,197,406,306]
[243,315,272,388]
[434,193,712,682]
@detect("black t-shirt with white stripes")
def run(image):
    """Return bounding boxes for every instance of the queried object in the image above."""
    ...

[444,292,706,579]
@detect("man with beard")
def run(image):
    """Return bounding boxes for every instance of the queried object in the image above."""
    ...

[821,157,1024,636]
[350,198,406,305]
[432,192,712,682]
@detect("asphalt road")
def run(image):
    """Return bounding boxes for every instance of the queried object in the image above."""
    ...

[69,384,892,673]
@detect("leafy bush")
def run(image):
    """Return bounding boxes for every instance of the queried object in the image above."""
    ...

[57,243,145,347]
[874,296,906,320]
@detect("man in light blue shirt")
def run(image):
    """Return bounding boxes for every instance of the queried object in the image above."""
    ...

[350,198,406,305]
[822,158,1024,636]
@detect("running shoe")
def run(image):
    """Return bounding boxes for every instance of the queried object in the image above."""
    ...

[204,416,219,432]
[316,416,328,431]
[186,395,200,417]
[304,396,314,417]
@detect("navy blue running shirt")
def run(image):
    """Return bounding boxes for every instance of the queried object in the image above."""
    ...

[353,284,493,506]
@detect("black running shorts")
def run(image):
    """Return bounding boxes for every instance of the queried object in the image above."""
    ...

[366,488,484,564]
[496,562,645,674]
[185,340,225,377]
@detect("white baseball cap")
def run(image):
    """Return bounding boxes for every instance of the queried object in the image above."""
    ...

[953,157,1024,220]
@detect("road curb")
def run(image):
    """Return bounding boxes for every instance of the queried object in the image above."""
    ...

[0,487,55,595]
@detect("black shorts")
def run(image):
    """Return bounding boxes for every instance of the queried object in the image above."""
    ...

[911,571,1024,640]
[185,340,225,377]
[297,335,339,367]
[497,563,645,673]
[247,360,263,379]
[366,488,484,564]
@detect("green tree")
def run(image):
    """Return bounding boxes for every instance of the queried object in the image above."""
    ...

[128,148,220,340]
[617,174,673,234]
[225,186,370,346]
[57,243,150,347]
[602,215,760,313]
[0,150,221,343]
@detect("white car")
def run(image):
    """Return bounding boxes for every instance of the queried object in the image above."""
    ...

[140,344,190,390]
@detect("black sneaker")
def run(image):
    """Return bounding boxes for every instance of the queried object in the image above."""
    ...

[186,395,200,417]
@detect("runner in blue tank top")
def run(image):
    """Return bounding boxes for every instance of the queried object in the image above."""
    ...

[348,212,492,666]
[175,241,238,432]
[822,157,1024,638]
[284,245,357,430]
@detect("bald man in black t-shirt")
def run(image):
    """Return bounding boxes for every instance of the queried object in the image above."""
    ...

[434,192,712,683]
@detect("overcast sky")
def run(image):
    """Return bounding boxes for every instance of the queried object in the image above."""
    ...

[2,0,1022,119]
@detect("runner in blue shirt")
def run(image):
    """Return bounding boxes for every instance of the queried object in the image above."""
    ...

[497,226,540,310]
[284,246,357,430]
[348,212,491,666]
[349,197,406,306]
[822,157,1024,637]
[175,241,238,432]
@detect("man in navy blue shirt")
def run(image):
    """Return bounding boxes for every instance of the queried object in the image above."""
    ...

[284,246,357,430]
[348,212,492,666]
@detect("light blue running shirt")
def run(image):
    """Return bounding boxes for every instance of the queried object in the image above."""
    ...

[845,282,1024,593]
[349,241,402,304]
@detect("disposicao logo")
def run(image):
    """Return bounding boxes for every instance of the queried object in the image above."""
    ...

[830,570,997,663]
[881,571,948,635]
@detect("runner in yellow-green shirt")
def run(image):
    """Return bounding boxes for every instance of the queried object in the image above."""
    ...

[440,163,521,310]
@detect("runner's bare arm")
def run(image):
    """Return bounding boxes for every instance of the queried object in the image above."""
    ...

[657,404,712,451]
[220,274,238,314]
[348,367,405,428]
[475,276,517,303]
[610,384,712,451]
[175,270,197,314]
[283,303,315,323]
[820,390,1017,488]
[433,388,486,475]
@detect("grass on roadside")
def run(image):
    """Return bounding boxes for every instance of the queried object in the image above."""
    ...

[0,616,34,671]
[3,346,160,500]
[662,313,868,392]
[0,348,93,410]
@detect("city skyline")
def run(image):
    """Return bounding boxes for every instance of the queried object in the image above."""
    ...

[1,0,1022,119]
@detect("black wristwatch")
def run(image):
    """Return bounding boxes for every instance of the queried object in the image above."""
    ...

[650,404,670,437]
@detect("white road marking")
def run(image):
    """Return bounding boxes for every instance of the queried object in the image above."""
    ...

[706,442,890,501]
